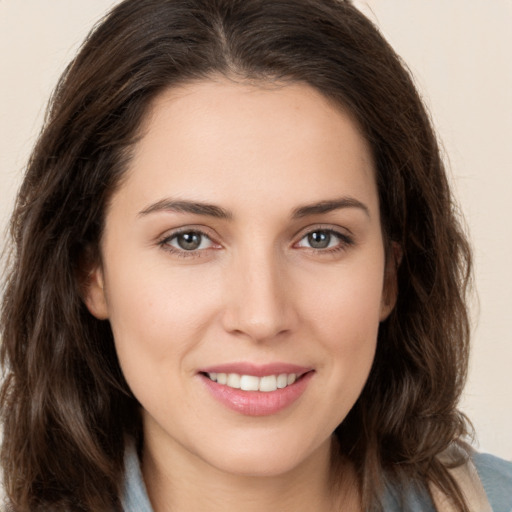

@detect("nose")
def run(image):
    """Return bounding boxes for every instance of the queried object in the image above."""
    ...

[220,247,297,343]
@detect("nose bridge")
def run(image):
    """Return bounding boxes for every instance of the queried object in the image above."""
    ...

[222,242,293,341]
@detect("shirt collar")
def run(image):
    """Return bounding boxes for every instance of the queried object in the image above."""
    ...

[121,440,154,512]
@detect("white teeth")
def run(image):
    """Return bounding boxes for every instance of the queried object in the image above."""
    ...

[277,373,288,389]
[206,372,299,391]
[240,375,259,391]
[259,375,277,392]
[226,373,241,389]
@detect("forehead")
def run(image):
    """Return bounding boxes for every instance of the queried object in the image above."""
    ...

[115,78,378,217]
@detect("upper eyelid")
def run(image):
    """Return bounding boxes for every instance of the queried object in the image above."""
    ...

[166,230,213,244]
[158,225,219,243]
[294,224,354,240]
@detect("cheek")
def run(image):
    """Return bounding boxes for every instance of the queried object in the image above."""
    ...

[298,259,384,398]
[103,258,224,384]
[301,258,385,341]
[103,264,225,428]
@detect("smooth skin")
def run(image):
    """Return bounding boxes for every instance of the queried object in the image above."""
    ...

[84,78,397,512]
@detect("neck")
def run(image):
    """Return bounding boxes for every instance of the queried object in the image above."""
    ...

[142,433,359,512]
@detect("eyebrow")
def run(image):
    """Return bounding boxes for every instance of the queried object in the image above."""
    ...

[138,196,369,220]
[138,199,232,219]
[291,197,370,219]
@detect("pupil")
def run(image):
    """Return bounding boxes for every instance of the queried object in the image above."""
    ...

[178,232,201,250]
[308,231,330,249]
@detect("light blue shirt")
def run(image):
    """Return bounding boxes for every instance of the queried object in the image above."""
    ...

[121,445,512,511]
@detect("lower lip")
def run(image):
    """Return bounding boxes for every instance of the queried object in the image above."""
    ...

[199,372,313,416]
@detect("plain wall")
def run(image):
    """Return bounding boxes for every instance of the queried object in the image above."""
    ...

[1,1,511,460]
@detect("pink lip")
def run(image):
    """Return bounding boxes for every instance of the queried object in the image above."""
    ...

[198,363,314,416]
[199,362,312,377]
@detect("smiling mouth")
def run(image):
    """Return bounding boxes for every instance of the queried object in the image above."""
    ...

[199,369,314,416]
[202,372,307,392]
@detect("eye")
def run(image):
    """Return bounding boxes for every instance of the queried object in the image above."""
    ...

[164,230,214,251]
[295,229,351,251]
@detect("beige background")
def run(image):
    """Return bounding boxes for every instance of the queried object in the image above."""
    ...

[1,1,511,460]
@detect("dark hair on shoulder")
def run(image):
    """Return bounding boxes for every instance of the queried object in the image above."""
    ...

[1,0,472,510]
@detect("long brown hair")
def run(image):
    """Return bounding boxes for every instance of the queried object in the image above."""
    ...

[1,0,472,510]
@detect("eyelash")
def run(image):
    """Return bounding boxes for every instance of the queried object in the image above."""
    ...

[158,228,219,259]
[157,227,354,258]
[294,228,354,255]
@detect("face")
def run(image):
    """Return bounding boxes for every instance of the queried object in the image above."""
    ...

[85,79,396,478]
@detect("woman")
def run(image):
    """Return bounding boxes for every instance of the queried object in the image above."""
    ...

[1,0,511,511]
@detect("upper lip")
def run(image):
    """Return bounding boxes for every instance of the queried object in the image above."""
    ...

[198,362,313,377]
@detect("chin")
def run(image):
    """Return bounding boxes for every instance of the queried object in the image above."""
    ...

[197,430,331,478]
[210,452,307,478]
